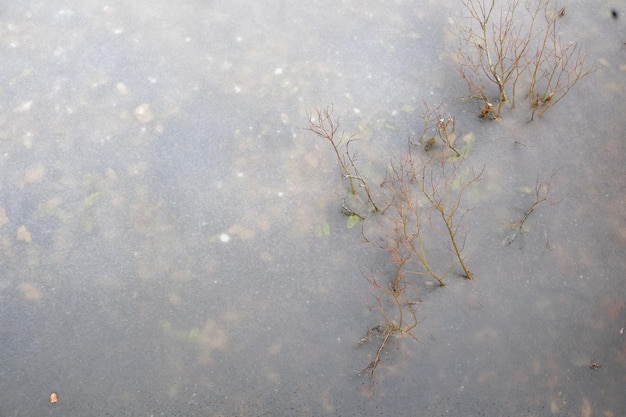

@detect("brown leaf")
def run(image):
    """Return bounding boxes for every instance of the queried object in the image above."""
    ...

[16,225,32,242]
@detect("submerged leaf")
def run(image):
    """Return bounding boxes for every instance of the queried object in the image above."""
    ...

[188,327,200,341]
[16,225,32,242]
[346,214,360,229]
[82,192,101,207]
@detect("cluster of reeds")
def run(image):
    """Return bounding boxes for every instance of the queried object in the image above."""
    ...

[303,0,580,395]
[456,0,593,120]
[306,104,483,392]
[387,104,483,282]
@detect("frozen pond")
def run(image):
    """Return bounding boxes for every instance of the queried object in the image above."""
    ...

[1,1,625,416]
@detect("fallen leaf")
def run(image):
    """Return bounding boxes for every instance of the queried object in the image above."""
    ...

[16,225,32,242]
[18,283,42,300]
[581,397,592,417]
[24,164,45,183]
[0,206,8,226]
[227,223,255,240]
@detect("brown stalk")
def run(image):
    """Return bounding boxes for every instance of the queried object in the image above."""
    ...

[305,105,358,195]
[457,0,535,118]
[414,148,484,280]
[359,273,418,394]
[305,105,384,213]
[527,7,594,120]
[384,148,449,286]
[504,169,563,246]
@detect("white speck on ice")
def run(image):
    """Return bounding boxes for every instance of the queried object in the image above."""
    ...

[14,101,33,113]
[219,233,230,242]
